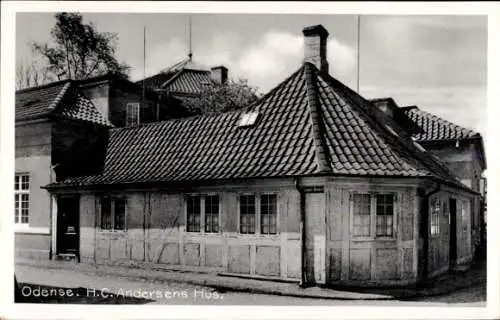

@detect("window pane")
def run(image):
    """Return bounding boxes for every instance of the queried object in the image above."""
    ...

[261,194,277,235]
[240,195,255,234]
[21,175,30,190]
[205,195,219,233]
[187,196,201,232]
[101,198,112,230]
[353,194,370,236]
[126,103,140,127]
[114,199,126,230]
[14,175,19,191]
[375,194,394,236]
[430,197,441,236]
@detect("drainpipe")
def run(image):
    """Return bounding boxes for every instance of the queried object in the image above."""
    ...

[48,163,59,260]
[294,178,307,287]
[420,183,441,284]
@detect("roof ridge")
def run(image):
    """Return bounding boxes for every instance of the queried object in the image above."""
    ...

[160,69,185,89]
[408,107,478,136]
[47,81,72,112]
[16,78,71,94]
[304,63,331,173]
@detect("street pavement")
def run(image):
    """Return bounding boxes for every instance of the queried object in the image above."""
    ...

[14,264,486,306]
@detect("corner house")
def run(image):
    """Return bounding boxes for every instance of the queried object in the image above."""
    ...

[43,25,479,286]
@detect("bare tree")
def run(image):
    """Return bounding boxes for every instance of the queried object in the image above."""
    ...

[16,60,52,90]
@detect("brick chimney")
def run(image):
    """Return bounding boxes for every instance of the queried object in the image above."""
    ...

[302,24,329,74]
[210,66,228,85]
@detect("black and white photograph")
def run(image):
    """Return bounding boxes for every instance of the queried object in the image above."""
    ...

[1,1,499,320]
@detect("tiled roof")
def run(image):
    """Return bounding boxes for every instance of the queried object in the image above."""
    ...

[402,106,479,142]
[139,58,212,95]
[16,80,110,126]
[47,63,463,189]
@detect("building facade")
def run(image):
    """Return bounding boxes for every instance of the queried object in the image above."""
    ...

[37,25,480,287]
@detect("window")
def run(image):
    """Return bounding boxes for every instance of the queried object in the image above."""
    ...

[101,197,126,231]
[240,195,256,234]
[186,195,201,232]
[376,194,394,236]
[461,199,470,233]
[185,195,220,233]
[238,194,278,235]
[351,193,395,238]
[430,197,441,236]
[126,102,140,127]
[204,195,219,233]
[352,194,371,237]
[260,194,277,235]
[14,174,30,224]
[237,112,259,127]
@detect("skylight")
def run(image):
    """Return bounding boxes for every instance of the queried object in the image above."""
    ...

[238,112,259,127]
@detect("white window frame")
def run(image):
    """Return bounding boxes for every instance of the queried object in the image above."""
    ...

[14,173,30,227]
[237,193,279,236]
[99,196,127,232]
[185,194,221,234]
[126,102,140,127]
[350,192,397,239]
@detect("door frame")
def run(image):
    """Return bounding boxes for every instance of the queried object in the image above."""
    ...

[55,194,81,261]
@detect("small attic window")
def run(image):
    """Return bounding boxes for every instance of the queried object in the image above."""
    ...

[385,125,399,137]
[238,111,259,127]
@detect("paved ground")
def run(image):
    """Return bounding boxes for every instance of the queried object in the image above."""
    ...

[14,264,486,306]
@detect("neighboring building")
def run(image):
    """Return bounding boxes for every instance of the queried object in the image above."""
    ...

[78,73,191,127]
[138,55,229,110]
[41,25,480,287]
[370,97,487,250]
[15,80,110,260]
[14,74,189,259]
[402,105,487,248]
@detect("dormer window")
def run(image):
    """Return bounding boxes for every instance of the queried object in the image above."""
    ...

[126,102,140,127]
[237,112,259,127]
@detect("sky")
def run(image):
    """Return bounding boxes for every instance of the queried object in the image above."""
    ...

[16,13,487,137]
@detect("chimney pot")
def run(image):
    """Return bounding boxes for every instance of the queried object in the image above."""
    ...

[210,66,228,85]
[302,24,329,74]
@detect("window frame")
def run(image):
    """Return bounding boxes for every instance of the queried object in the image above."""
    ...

[14,173,30,226]
[99,196,127,232]
[430,196,441,237]
[184,194,221,234]
[350,192,397,240]
[237,192,279,236]
[126,102,141,127]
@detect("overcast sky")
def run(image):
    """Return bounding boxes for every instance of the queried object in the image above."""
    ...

[16,13,487,137]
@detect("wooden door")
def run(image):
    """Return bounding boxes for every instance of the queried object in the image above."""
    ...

[57,196,80,258]
[304,192,326,285]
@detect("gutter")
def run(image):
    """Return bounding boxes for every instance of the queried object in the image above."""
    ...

[294,177,307,288]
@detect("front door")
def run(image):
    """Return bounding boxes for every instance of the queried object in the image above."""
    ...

[57,196,80,258]
[449,198,457,268]
[304,192,326,285]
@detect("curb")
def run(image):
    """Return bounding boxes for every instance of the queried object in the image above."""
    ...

[15,260,483,301]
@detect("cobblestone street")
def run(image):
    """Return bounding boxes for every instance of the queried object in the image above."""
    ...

[15,264,486,306]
